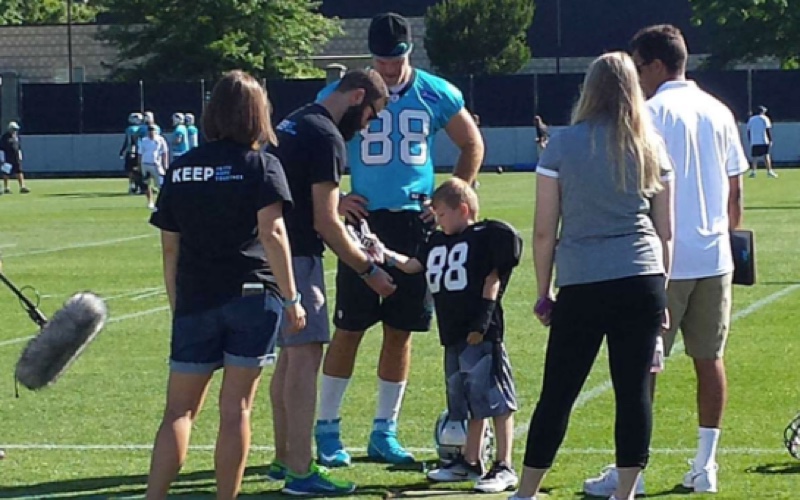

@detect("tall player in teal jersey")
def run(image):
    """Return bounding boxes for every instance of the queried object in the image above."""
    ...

[315,12,484,467]
[170,112,189,160]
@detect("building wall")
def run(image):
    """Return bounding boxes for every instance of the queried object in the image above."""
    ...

[19,123,800,175]
[0,24,117,83]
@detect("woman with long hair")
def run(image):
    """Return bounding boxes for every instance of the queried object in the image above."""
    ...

[510,52,674,500]
[146,70,305,499]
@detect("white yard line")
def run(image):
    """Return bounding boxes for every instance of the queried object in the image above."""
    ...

[2,234,154,258]
[103,287,161,301]
[0,306,169,349]
[131,290,165,301]
[0,243,17,249]
[514,284,800,437]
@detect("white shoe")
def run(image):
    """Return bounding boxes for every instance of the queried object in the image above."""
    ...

[768,171,779,178]
[583,464,646,496]
[427,455,482,482]
[147,202,155,210]
[682,460,718,493]
[474,461,519,493]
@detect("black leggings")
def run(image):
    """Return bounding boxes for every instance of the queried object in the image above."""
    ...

[523,275,665,469]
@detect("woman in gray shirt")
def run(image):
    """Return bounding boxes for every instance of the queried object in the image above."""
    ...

[511,52,674,500]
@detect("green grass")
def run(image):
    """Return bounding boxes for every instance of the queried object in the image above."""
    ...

[1,172,799,499]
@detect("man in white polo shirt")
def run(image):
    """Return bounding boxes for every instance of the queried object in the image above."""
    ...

[746,106,777,178]
[140,125,169,210]
[583,25,749,497]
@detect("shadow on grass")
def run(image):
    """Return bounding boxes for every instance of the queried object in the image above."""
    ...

[43,192,135,199]
[746,462,800,475]
[0,465,397,499]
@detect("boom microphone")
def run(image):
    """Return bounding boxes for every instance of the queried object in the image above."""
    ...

[1,271,108,391]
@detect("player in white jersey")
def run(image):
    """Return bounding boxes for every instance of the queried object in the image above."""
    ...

[139,125,169,210]
[746,106,777,178]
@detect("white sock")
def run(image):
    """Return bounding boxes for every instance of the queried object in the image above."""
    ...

[375,379,406,422]
[695,427,721,469]
[318,375,350,422]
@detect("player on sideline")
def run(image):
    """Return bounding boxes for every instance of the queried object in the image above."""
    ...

[171,113,190,161]
[314,12,484,467]
[185,113,199,150]
[120,112,143,194]
[746,106,777,178]
[382,178,522,493]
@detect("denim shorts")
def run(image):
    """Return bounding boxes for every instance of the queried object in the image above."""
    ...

[278,256,330,347]
[170,293,282,374]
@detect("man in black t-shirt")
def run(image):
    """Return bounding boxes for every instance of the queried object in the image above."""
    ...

[0,122,29,194]
[264,69,396,496]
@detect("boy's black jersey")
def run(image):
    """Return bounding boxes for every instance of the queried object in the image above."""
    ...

[417,219,522,346]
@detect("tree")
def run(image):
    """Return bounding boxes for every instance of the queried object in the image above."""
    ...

[0,0,97,25]
[690,0,800,68]
[94,0,341,81]
[424,0,534,77]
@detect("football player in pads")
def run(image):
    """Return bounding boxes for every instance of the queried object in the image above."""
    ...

[379,178,521,493]
[185,113,199,150]
[264,70,396,496]
[120,112,143,194]
[171,112,190,161]
[315,11,484,467]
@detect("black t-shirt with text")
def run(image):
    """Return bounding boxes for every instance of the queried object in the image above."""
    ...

[0,132,21,166]
[417,220,523,346]
[268,103,345,256]
[149,139,293,316]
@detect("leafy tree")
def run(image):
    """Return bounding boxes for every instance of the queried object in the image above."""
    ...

[690,0,800,68]
[424,0,534,77]
[94,0,341,81]
[0,0,97,25]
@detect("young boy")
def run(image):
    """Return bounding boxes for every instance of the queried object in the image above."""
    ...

[381,178,522,493]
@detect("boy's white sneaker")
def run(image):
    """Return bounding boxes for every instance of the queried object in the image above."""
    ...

[427,455,482,482]
[583,464,646,496]
[682,460,718,493]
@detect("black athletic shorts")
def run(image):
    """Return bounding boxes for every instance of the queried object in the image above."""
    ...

[751,144,770,157]
[334,210,433,333]
[124,152,140,172]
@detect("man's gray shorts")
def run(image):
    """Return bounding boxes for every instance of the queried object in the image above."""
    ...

[278,256,330,347]
[444,341,518,421]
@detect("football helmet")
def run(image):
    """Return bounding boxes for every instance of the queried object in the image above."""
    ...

[144,111,155,125]
[172,112,185,126]
[784,412,800,459]
[433,410,494,464]
[128,112,143,125]
[184,113,195,126]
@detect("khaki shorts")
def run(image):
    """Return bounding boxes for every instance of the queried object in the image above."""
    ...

[278,256,330,347]
[663,273,732,360]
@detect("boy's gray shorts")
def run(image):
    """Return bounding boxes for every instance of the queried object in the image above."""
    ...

[444,341,518,421]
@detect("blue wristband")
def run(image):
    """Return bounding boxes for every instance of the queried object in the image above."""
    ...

[358,263,379,280]
[282,292,301,308]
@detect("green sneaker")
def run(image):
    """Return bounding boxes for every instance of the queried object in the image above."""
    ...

[265,460,287,482]
[282,462,356,496]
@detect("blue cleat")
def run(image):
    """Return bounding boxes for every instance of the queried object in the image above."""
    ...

[264,460,287,482]
[367,419,415,464]
[282,462,356,496]
[315,419,351,467]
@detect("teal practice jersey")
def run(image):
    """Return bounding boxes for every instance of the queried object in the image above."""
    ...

[317,69,464,211]
[172,125,189,154]
[187,126,199,149]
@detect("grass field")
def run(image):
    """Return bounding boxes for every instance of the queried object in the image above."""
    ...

[0,172,799,499]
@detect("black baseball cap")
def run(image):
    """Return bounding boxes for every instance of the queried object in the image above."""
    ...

[368,13,412,58]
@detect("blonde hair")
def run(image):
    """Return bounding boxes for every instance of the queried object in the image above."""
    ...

[432,178,480,218]
[571,52,664,195]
